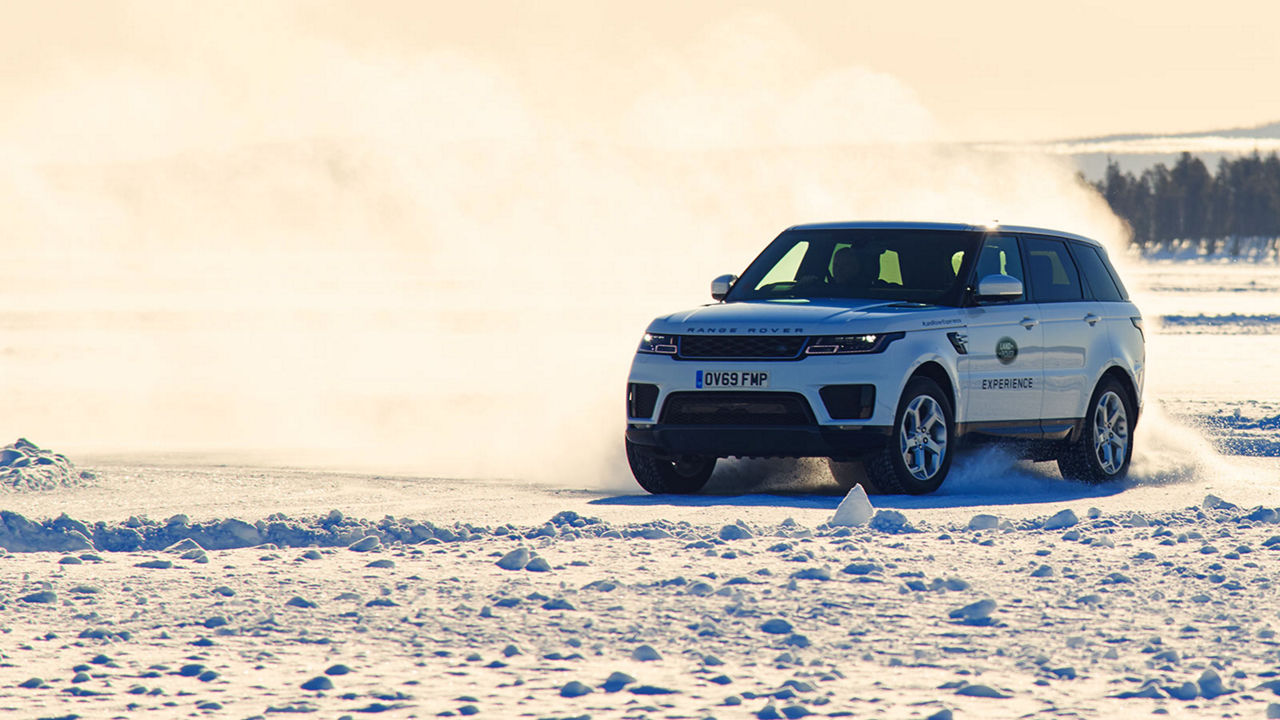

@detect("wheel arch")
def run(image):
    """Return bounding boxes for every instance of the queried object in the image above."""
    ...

[907,360,957,415]
[1098,365,1141,430]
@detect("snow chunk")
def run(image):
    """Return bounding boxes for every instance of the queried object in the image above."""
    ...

[1203,494,1237,511]
[1043,509,1078,531]
[955,683,1010,698]
[602,671,635,691]
[830,484,873,527]
[347,535,381,552]
[719,524,753,540]
[869,510,913,533]
[301,676,333,691]
[19,590,56,604]
[630,645,661,662]
[496,548,531,570]
[0,438,90,492]
[760,618,793,635]
[1198,669,1229,699]
[789,567,831,581]
[968,514,1000,531]
[948,598,997,626]
[560,680,593,698]
[842,562,881,576]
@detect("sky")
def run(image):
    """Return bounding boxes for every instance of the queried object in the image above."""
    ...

[3,0,1279,144]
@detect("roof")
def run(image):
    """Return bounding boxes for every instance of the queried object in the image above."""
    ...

[785,221,1104,247]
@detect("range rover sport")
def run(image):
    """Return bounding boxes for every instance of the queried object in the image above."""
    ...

[624,222,1144,495]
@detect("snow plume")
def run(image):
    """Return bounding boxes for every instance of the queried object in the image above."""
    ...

[0,8,1187,489]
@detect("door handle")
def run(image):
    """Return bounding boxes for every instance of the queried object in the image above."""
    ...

[1083,313,1100,326]
[1020,317,1038,330]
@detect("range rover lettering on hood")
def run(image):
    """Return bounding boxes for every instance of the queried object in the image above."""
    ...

[684,327,806,334]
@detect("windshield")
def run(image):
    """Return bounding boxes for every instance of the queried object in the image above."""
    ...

[725,228,978,306]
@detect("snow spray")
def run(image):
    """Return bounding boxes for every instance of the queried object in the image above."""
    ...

[0,8,1224,491]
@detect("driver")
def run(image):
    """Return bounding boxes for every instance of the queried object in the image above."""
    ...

[830,247,880,288]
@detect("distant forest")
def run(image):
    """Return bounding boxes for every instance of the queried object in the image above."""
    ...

[1093,152,1280,257]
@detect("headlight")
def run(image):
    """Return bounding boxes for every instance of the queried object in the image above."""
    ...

[637,333,678,355]
[805,332,903,355]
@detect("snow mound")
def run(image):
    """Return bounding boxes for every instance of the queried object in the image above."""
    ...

[829,484,873,526]
[0,438,92,492]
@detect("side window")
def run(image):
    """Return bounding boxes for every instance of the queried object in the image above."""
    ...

[973,235,1025,303]
[1070,243,1124,302]
[1100,249,1129,300]
[755,241,809,289]
[1024,237,1083,302]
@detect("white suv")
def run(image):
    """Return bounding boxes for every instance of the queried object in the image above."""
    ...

[625,222,1144,494]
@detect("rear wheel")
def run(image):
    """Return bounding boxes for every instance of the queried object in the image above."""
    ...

[625,439,715,494]
[1058,377,1134,484]
[864,377,954,495]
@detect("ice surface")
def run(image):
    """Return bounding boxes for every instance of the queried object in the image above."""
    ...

[0,260,1275,717]
[0,495,1275,715]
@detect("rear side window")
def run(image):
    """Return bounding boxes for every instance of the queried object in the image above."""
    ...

[1070,243,1124,302]
[1100,248,1129,300]
[1024,237,1083,302]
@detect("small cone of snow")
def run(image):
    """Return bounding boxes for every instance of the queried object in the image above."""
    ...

[830,484,874,526]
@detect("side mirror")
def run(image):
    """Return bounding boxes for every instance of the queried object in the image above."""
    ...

[975,273,1023,301]
[711,274,738,301]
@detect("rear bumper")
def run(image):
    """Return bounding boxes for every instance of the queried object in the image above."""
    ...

[626,424,892,460]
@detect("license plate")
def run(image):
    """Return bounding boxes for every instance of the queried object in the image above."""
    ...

[696,370,769,388]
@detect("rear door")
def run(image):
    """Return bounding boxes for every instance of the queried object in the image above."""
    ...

[960,234,1044,429]
[1023,235,1108,431]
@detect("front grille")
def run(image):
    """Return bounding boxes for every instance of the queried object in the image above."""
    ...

[678,335,807,360]
[659,392,815,426]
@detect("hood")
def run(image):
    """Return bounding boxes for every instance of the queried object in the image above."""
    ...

[647,299,960,335]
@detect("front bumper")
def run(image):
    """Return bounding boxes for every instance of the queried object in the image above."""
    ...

[627,350,907,424]
[626,423,892,459]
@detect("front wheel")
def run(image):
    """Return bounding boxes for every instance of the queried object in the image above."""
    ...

[625,439,715,494]
[1058,378,1134,484]
[864,377,954,495]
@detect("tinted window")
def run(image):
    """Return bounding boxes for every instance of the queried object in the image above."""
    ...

[1100,249,1129,300]
[973,235,1025,303]
[727,229,976,306]
[1024,237,1083,302]
[1070,243,1124,302]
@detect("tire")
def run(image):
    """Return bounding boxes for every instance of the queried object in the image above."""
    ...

[827,459,879,494]
[864,377,954,495]
[1058,377,1134,484]
[625,439,715,494]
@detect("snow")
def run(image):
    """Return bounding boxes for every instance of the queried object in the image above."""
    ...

[828,483,873,526]
[0,438,91,491]
[0,260,1274,717]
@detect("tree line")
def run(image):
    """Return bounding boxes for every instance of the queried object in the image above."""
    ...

[1093,151,1280,257]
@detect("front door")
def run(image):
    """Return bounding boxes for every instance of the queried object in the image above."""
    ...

[960,234,1044,430]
